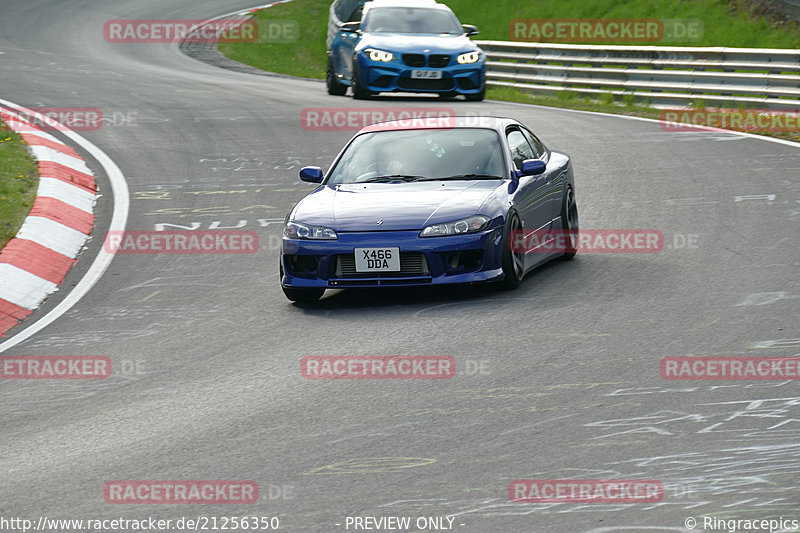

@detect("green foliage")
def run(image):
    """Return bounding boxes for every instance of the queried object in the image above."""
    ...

[0,122,39,249]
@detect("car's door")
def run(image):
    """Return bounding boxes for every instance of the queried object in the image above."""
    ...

[506,127,555,255]
[522,127,563,226]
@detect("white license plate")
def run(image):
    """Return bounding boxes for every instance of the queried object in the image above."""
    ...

[354,247,400,272]
[411,70,442,79]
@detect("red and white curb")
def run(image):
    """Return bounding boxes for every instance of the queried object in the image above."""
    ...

[0,107,97,336]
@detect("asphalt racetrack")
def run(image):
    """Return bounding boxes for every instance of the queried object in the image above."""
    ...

[0,1,798,531]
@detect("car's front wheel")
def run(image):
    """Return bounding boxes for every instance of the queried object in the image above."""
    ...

[326,56,347,96]
[498,212,525,289]
[351,62,373,99]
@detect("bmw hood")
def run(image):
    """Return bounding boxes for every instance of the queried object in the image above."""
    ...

[356,33,480,55]
[292,182,500,232]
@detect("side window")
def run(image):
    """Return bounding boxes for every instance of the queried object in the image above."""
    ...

[506,129,536,170]
[348,4,365,22]
[522,129,545,159]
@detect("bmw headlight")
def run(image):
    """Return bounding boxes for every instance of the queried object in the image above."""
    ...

[365,48,393,62]
[284,221,338,240]
[420,215,491,237]
[457,51,481,64]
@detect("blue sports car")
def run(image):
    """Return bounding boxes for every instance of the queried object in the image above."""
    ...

[327,0,486,100]
[280,116,578,302]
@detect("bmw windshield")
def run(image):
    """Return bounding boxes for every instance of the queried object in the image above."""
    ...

[362,7,463,34]
[327,128,506,185]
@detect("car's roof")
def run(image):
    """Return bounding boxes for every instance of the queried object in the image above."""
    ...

[363,0,447,13]
[360,116,520,133]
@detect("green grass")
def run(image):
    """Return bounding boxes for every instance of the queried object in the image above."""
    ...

[218,0,329,79]
[488,85,661,119]
[0,120,39,249]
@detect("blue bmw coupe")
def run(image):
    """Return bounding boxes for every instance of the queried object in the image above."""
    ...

[327,0,486,100]
[280,117,578,302]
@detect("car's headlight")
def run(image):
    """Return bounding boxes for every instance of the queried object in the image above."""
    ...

[420,215,491,237]
[457,51,481,64]
[365,48,393,62]
[284,221,338,240]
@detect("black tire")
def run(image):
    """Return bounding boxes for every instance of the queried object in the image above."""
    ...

[561,187,579,259]
[326,56,347,96]
[498,212,525,290]
[464,84,485,102]
[351,62,372,99]
[282,286,325,303]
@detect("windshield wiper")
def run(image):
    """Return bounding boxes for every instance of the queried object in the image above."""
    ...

[418,174,504,181]
[362,175,424,183]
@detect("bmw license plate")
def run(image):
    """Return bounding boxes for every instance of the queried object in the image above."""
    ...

[354,247,400,272]
[411,70,442,79]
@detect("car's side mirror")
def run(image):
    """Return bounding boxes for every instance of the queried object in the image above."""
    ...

[340,21,361,34]
[462,24,479,37]
[299,166,324,183]
[520,159,546,176]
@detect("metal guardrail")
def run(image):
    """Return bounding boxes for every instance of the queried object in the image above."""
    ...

[475,41,800,109]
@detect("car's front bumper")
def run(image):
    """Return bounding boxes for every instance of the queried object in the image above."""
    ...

[356,54,485,95]
[281,227,503,288]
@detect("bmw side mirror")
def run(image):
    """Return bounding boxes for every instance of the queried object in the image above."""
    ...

[462,24,479,37]
[520,159,546,176]
[299,166,324,183]
[340,21,361,34]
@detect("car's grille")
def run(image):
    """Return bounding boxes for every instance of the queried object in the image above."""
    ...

[402,54,426,67]
[397,77,454,91]
[428,54,451,68]
[332,252,430,278]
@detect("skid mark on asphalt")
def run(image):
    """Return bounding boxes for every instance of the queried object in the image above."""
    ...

[303,457,437,475]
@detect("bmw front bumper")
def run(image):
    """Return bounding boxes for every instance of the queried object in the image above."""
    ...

[355,53,485,96]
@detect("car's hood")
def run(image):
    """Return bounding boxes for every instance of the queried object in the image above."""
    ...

[357,33,479,55]
[292,181,500,232]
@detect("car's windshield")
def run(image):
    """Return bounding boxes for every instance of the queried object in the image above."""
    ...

[362,7,462,34]
[327,128,505,184]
